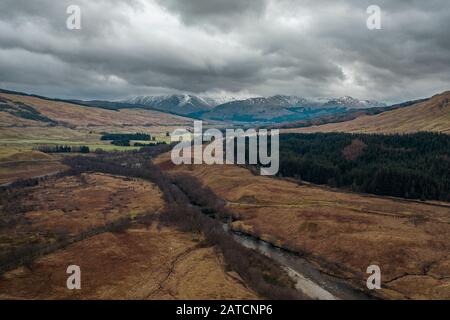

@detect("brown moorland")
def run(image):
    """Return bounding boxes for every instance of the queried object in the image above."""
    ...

[155,155,450,300]
[0,93,192,128]
[0,169,258,300]
[0,93,193,152]
[0,224,258,300]
[0,173,164,257]
[0,150,69,185]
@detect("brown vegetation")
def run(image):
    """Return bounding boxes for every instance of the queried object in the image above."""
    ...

[0,150,69,185]
[342,139,366,161]
[0,160,68,185]
[0,156,260,300]
[62,154,304,299]
[0,93,192,128]
[0,151,303,300]
[155,154,450,299]
[0,172,164,272]
[0,224,257,300]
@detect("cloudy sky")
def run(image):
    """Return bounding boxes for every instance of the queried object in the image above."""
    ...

[0,0,449,103]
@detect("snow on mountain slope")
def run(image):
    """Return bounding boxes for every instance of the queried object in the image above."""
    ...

[124,94,212,116]
[124,94,386,121]
[201,95,386,122]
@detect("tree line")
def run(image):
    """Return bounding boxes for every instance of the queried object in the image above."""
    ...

[99,133,162,147]
[100,133,151,141]
[36,145,90,153]
[276,132,450,201]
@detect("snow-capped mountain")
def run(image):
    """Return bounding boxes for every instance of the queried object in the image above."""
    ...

[202,95,386,122]
[322,96,386,109]
[201,96,242,107]
[124,94,213,116]
[123,94,244,116]
[123,94,385,122]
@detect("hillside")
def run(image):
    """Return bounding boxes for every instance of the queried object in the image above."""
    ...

[155,154,450,300]
[122,94,385,123]
[0,91,194,183]
[0,172,258,300]
[0,92,192,128]
[284,91,450,134]
[201,95,385,123]
[0,92,193,152]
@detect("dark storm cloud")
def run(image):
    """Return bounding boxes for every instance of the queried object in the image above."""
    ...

[156,0,268,30]
[0,0,449,102]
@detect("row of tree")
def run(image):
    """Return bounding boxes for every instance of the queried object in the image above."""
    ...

[100,133,151,141]
[36,145,90,153]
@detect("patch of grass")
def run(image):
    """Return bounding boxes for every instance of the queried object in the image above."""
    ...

[0,140,141,152]
[0,147,24,160]
[86,144,140,151]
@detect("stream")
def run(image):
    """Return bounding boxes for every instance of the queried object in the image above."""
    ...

[178,184,373,300]
[223,224,373,300]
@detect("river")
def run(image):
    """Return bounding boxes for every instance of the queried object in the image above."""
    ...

[224,224,374,300]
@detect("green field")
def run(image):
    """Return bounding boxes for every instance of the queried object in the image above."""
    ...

[0,134,171,153]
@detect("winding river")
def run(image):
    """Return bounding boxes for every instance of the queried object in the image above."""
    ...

[223,224,374,300]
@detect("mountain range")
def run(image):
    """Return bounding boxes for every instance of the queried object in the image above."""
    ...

[0,88,385,123]
[122,94,386,122]
[0,88,449,134]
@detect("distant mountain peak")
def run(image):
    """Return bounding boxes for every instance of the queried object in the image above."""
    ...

[122,94,213,116]
[123,93,386,121]
[202,95,386,122]
[122,93,252,116]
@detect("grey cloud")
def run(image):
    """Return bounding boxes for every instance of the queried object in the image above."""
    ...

[0,0,449,103]
[156,0,268,30]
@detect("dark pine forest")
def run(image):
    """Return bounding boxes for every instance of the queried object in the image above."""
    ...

[277,132,450,201]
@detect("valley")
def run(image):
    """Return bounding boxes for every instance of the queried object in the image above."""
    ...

[155,154,450,300]
[0,91,192,151]
[0,91,192,185]
[2,0,450,307]
[1,88,449,300]
[0,158,259,300]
